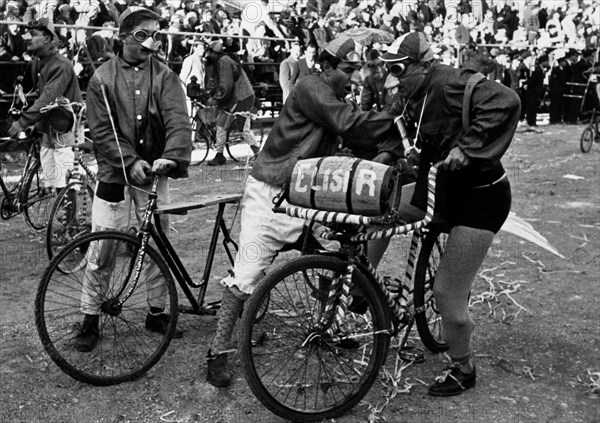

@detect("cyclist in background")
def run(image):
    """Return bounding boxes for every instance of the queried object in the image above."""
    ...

[8,18,82,195]
[76,7,192,352]
[381,31,520,397]
[204,40,259,166]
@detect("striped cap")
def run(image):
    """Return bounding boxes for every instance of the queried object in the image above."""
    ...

[118,6,160,30]
[380,32,433,63]
[324,36,362,65]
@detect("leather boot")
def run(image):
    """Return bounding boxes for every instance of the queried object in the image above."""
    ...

[208,153,226,166]
[74,314,99,352]
[206,350,231,387]
[205,286,248,387]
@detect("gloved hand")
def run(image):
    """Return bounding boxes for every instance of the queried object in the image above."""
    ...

[152,158,177,176]
[8,120,24,139]
[130,159,152,186]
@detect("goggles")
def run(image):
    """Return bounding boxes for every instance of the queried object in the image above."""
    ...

[26,20,53,35]
[27,19,46,30]
[122,29,162,43]
[389,62,407,77]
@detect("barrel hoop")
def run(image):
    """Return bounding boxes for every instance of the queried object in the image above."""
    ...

[346,158,362,214]
[310,157,327,210]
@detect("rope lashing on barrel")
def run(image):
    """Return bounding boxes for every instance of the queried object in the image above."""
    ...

[316,164,438,242]
[338,166,437,242]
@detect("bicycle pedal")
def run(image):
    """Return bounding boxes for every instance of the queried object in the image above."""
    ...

[398,346,425,363]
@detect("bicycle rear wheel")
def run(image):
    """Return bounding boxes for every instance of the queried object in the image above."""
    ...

[580,126,594,153]
[46,181,94,261]
[225,114,264,162]
[22,159,54,230]
[240,255,391,422]
[35,231,178,386]
[414,228,449,353]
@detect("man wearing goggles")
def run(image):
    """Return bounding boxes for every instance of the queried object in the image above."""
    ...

[77,7,191,352]
[8,18,82,195]
[381,31,521,397]
[205,36,405,388]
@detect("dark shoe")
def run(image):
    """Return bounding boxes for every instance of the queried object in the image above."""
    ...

[74,314,99,352]
[207,153,226,166]
[206,351,232,387]
[250,145,260,155]
[428,364,476,397]
[145,313,183,338]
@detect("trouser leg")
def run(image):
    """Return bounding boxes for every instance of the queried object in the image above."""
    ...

[80,191,131,315]
[215,125,227,154]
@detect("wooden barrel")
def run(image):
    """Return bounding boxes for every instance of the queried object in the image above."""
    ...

[287,157,400,216]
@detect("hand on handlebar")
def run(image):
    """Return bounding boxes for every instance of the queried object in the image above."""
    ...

[130,159,152,186]
[152,159,177,176]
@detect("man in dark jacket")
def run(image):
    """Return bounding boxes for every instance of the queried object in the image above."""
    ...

[549,56,568,123]
[75,7,192,352]
[206,36,404,388]
[526,54,549,126]
[381,31,520,397]
[205,40,259,166]
[8,18,82,194]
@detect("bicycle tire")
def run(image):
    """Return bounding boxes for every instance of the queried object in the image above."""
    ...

[414,228,449,353]
[46,181,94,261]
[35,230,178,386]
[191,115,212,164]
[580,127,594,153]
[21,159,54,230]
[225,115,264,162]
[240,255,391,422]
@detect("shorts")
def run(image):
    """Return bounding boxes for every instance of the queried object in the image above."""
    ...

[437,176,512,234]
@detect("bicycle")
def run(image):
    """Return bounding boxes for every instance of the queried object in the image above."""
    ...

[0,129,55,230]
[189,98,265,164]
[35,175,243,385]
[580,108,600,153]
[237,163,448,422]
[45,140,97,261]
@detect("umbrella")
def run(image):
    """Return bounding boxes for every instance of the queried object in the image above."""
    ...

[339,28,395,45]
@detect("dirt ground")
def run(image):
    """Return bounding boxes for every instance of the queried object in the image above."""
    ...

[1,124,599,423]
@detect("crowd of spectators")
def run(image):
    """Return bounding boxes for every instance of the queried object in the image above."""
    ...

[1,0,600,123]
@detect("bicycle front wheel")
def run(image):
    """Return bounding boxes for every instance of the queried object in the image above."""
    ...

[414,228,449,353]
[46,181,94,260]
[240,255,391,422]
[580,126,594,153]
[35,231,178,386]
[22,160,54,230]
[225,115,264,162]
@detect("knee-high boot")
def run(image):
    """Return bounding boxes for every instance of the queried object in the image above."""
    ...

[206,286,248,387]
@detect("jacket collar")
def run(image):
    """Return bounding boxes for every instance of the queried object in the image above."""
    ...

[117,54,150,69]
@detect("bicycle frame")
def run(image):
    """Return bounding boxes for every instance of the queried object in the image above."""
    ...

[274,164,440,349]
[111,177,239,316]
